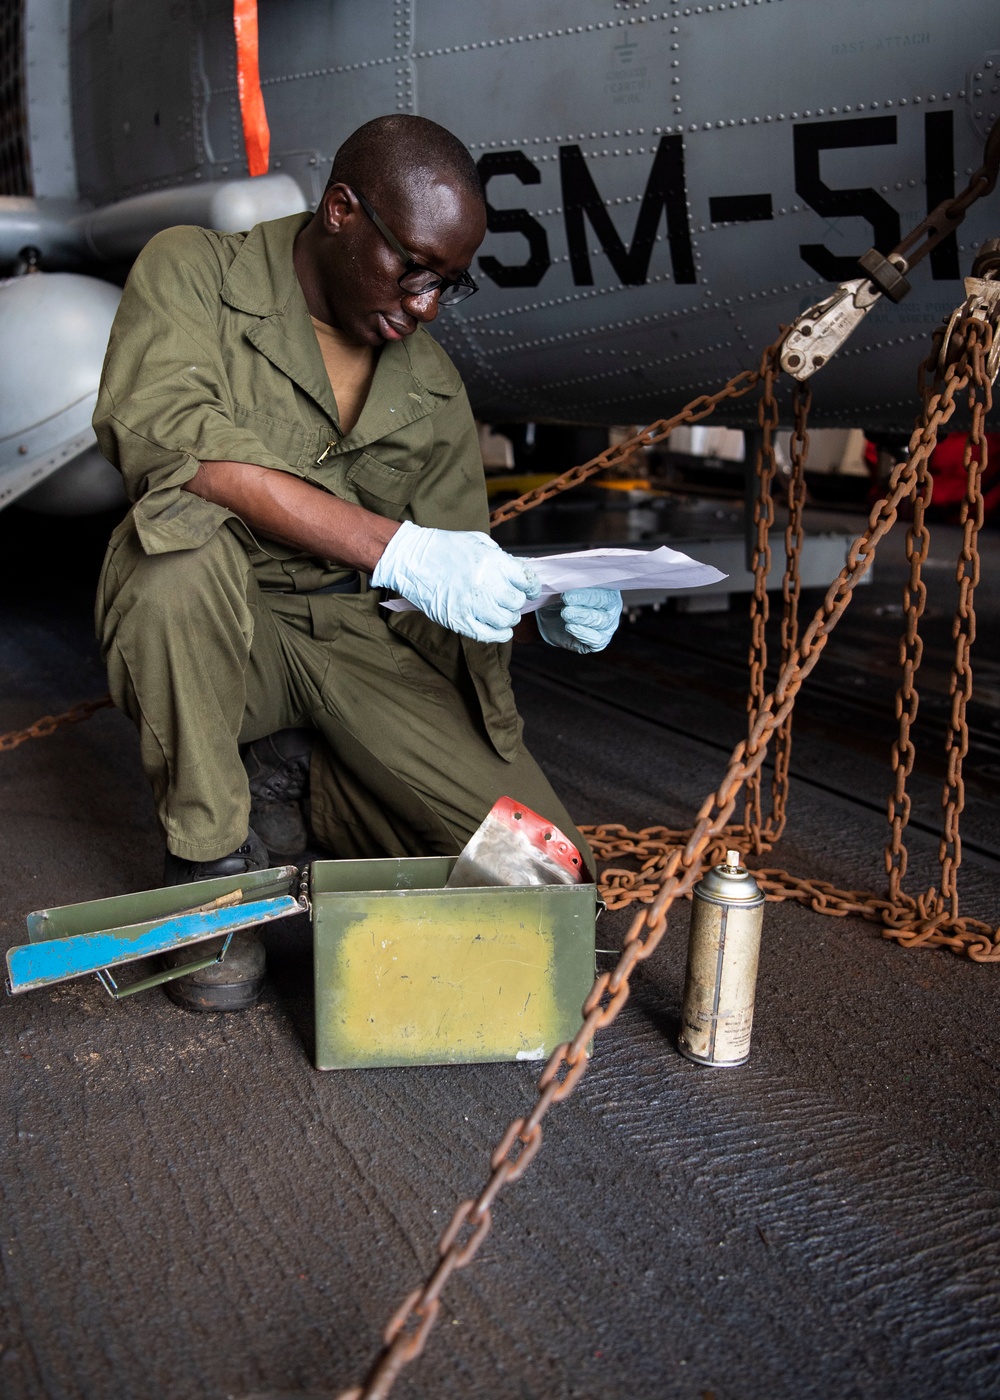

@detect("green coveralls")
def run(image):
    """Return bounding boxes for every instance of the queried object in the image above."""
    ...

[94,212,591,869]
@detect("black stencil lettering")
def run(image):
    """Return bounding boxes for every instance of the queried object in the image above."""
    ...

[559,135,696,287]
[925,110,961,280]
[709,193,773,223]
[795,116,901,281]
[476,152,551,288]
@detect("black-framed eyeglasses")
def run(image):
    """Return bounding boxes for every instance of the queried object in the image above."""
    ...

[349,187,479,306]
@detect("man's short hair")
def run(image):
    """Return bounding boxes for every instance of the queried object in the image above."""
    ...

[327,115,484,207]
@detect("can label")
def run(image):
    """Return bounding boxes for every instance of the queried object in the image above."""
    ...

[678,891,763,1067]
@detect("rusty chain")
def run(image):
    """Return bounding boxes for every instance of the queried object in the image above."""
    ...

[766,381,810,846]
[583,824,1000,961]
[487,358,769,528]
[740,354,809,851]
[587,324,997,962]
[937,351,991,920]
[891,119,1000,275]
[0,696,113,751]
[2,267,997,1400]
[884,396,933,907]
[742,345,779,848]
[331,315,997,1399]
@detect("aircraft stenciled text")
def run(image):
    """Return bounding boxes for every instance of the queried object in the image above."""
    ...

[604,65,649,107]
[831,33,931,55]
[477,111,960,293]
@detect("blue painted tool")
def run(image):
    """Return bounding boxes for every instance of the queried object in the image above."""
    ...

[6,866,303,999]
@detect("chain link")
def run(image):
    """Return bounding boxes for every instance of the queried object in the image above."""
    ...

[739,358,809,851]
[0,696,114,752]
[766,381,810,845]
[583,825,1000,960]
[487,361,769,528]
[937,337,991,917]
[891,118,1000,272]
[884,399,933,905]
[742,345,779,849]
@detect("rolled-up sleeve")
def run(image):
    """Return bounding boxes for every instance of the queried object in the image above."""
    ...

[94,226,296,555]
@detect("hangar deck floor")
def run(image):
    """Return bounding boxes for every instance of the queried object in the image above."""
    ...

[1,502,998,1400]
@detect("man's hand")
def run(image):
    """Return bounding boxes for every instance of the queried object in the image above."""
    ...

[372,520,540,643]
[536,587,623,653]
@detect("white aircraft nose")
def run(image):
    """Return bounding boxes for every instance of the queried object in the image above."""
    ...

[0,270,123,513]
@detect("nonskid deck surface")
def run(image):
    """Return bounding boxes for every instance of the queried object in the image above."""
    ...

[1,505,998,1400]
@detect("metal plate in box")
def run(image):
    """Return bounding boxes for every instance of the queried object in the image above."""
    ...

[311,856,596,1071]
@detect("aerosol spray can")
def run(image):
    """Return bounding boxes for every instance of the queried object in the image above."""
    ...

[677,850,765,1067]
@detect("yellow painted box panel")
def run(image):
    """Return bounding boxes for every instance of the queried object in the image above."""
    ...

[311,856,596,1071]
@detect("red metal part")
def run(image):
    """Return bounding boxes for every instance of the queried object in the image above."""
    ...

[233,0,270,177]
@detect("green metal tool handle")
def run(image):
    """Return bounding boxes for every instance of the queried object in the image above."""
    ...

[95,932,235,999]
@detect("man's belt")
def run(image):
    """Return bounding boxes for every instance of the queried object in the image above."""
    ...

[308,571,361,595]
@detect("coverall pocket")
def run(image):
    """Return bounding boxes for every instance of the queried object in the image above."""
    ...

[347,450,424,517]
[232,400,312,471]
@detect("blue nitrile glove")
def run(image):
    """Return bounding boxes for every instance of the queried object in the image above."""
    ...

[536,587,623,653]
[372,520,540,643]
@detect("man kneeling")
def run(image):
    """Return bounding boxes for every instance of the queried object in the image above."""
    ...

[94,115,621,1010]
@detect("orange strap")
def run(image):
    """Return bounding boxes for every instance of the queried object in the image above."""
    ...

[233,0,270,177]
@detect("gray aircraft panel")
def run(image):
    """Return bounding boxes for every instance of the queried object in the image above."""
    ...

[72,3,192,199]
[422,37,606,142]
[257,0,397,78]
[201,17,252,183]
[414,0,591,52]
[451,298,746,423]
[968,49,1000,144]
[3,0,1000,514]
[255,0,401,172]
[394,5,994,426]
[24,0,77,198]
[675,1,945,114]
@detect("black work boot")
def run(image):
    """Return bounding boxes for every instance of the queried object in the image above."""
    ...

[162,933,267,1013]
[163,828,270,887]
[162,828,270,1012]
[242,728,314,858]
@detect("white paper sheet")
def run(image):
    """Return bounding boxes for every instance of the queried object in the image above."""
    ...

[380,545,728,616]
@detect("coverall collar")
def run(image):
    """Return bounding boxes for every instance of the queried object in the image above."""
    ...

[220,213,462,448]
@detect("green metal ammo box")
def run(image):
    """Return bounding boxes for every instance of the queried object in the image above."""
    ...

[309,856,596,1071]
[7,859,597,1073]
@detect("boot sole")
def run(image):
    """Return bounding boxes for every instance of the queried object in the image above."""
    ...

[165,973,265,1013]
